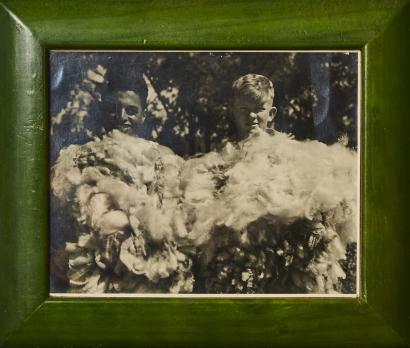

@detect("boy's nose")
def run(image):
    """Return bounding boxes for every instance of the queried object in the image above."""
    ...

[118,107,128,121]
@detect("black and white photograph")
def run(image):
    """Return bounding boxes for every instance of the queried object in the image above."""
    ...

[49,51,360,296]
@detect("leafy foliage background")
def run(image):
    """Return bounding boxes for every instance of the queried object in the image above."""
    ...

[50,51,359,160]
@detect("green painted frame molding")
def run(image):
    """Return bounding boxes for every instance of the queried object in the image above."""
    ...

[0,0,409,346]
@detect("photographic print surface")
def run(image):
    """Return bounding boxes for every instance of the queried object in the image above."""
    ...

[49,51,360,297]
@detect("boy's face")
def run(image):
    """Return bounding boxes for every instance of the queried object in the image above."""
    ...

[232,97,277,140]
[105,90,145,135]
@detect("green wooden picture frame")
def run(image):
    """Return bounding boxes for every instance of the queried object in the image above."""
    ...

[0,0,409,346]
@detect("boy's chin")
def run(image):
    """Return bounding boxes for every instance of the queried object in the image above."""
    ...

[117,126,135,136]
[243,126,263,138]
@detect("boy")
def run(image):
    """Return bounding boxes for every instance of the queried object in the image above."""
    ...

[50,64,150,163]
[229,74,277,142]
[99,65,148,137]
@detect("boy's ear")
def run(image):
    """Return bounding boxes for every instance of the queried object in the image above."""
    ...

[268,107,277,122]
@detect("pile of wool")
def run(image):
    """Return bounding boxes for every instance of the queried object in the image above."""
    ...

[181,131,358,294]
[51,130,194,294]
[52,130,358,295]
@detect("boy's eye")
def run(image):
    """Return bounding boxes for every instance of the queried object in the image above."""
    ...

[125,106,140,115]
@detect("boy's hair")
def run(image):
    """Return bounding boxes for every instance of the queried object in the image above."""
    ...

[102,64,148,109]
[232,74,274,104]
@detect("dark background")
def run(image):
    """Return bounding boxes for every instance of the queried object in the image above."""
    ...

[50,51,359,162]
